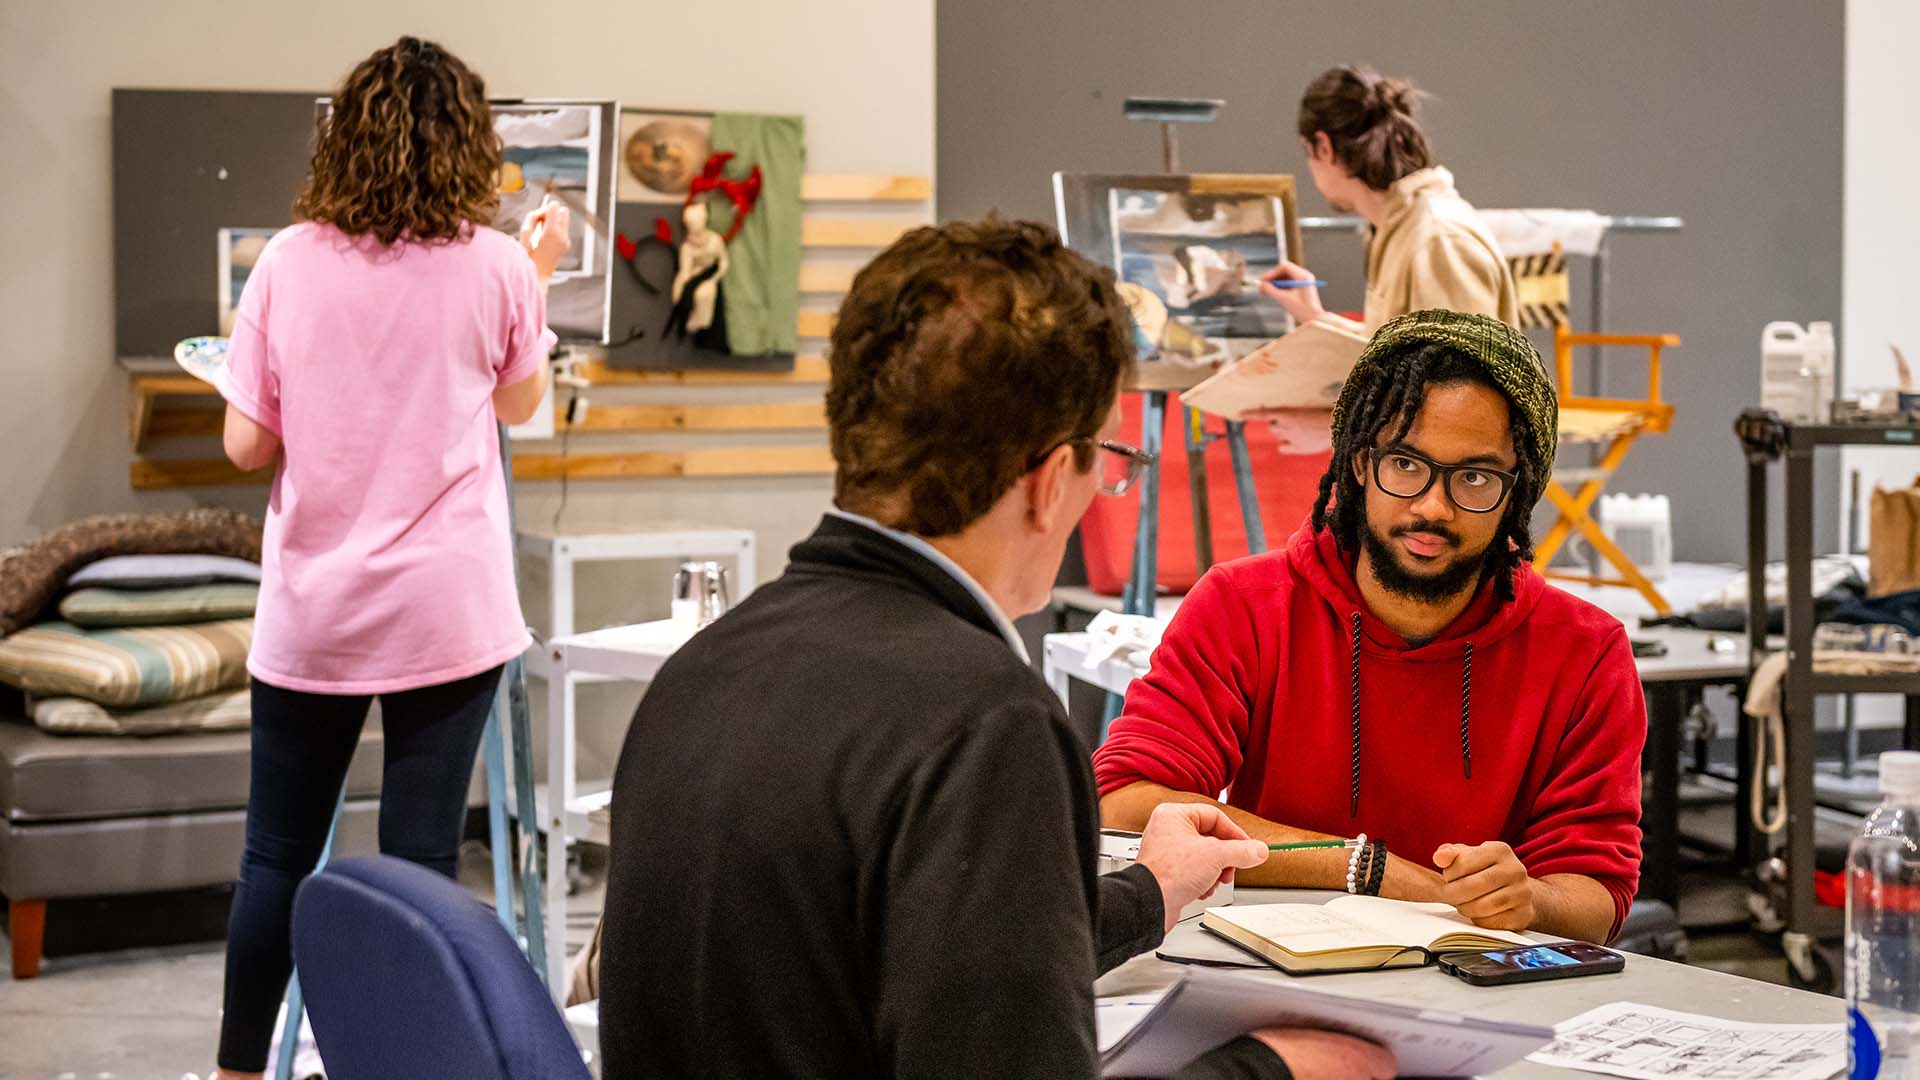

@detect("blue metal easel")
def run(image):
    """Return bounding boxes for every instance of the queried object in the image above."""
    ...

[1097,95,1273,740]
[1101,392,1267,738]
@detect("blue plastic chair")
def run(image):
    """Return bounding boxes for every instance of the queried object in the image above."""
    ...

[290,856,591,1080]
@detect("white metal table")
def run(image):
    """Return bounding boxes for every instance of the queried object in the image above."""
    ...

[514,523,754,990]
[539,618,699,993]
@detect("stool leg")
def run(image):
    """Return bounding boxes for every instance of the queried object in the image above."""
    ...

[1185,407,1214,575]
[1130,392,1165,617]
[482,709,517,934]
[8,898,46,979]
[1225,421,1267,555]
[1108,392,1166,739]
[272,976,305,1080]
[273,787,345,1080]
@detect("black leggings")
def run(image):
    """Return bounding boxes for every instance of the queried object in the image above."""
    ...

[216,665,501,1072]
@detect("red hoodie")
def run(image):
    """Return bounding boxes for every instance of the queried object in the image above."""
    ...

[1093,525,1645,937]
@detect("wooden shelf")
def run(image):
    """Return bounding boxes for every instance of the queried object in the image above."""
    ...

[130,458,270,489]
[128,372,216,449]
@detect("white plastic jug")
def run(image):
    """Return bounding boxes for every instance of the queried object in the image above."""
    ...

[1597,493,1672,583]
[1761,321,1835,423]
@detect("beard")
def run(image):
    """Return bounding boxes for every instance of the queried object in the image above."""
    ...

[1360,517,1494,604]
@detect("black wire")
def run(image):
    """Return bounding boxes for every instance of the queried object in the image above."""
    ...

[552,388,578,531]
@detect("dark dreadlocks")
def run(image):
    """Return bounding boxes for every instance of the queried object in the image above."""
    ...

[1310,342,1546,605]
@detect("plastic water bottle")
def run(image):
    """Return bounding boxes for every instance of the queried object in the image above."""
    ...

[1847,751,1920,1078]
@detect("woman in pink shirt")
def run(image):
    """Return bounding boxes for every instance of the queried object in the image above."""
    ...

[209,38,569,1079]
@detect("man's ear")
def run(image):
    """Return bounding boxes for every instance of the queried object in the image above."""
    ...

[1027,445,1073,533]
[1351,449,1370,488]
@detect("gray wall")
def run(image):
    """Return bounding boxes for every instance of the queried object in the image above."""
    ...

[937,0,1844,565]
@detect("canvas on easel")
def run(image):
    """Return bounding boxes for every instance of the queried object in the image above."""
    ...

[1054,173,1302,373]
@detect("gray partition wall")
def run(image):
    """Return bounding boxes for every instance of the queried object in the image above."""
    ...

[936,0,1844,565]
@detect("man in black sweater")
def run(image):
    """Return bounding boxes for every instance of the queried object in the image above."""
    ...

[600,219,1393,1080]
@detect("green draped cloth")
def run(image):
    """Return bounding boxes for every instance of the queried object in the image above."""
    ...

[708,113,806,357]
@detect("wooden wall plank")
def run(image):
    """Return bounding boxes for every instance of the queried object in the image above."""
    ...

[511,447,833,480]
[579,356,831,386]
[559,402,825,432]
[797,263,859,294]
[802,176,931,202]
[795,310,835,338]
[801,218,909,248]
[682,447,836,476]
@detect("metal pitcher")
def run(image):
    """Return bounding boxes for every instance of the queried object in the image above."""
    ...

[672,561,731,627]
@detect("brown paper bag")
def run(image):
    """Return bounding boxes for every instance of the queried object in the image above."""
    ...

[1870,477,1920,596]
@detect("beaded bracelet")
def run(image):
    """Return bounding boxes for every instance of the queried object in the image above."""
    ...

[1345,832,1369,894]
[1364,838,1388,896]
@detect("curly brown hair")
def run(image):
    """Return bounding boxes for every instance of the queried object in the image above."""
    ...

[826,218,1133,537]
[294,37,500,245]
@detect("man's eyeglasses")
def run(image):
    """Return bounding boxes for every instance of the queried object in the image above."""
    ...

[1032,437,1156,496]
[1370,447,1516,514]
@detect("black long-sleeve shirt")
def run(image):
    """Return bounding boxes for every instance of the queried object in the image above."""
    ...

[600,514,1287,1079]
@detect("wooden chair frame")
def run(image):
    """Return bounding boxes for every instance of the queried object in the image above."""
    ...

[1533,324,1681,614]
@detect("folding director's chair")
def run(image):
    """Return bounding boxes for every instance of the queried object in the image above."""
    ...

[1510,247,1681,615]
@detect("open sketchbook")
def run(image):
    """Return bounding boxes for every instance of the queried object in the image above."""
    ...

[1100,965,1551,1078]
[1178,317,1369,420]
[1199,895,1534,974]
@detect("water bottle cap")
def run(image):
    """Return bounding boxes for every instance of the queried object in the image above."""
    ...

[1881,751,1920,796]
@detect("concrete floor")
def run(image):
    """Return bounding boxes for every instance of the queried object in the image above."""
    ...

[0,842,601,1080]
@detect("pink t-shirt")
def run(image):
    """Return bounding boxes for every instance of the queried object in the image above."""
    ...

[218,222,554,694]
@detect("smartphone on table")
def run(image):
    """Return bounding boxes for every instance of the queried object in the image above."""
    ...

[1438,941,1625,986]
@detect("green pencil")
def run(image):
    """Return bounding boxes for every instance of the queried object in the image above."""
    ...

[1267,839,1359,851]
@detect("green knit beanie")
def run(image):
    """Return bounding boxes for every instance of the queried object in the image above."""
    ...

[1331,309,1557,475]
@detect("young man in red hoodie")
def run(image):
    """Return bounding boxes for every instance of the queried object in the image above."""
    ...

[1095,310,1643,945]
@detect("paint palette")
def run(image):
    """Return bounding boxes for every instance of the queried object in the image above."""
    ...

[173,336,229,384]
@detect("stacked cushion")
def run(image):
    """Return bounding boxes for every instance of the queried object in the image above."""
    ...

[0,620,253,708]
[60,582,260,628]
[0,514,266,736]
[30,687,252,735]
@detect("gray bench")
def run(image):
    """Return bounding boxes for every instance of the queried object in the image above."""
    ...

[0,717,383,977]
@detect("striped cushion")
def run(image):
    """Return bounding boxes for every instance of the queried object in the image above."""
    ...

[0,619,252,707]
[60,583,259,628]
[31,687,251,735]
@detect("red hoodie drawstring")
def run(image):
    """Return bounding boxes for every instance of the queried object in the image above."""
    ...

[1349,611,1363,817]
[1461,642,1473,779]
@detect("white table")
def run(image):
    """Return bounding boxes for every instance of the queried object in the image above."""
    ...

[539,618,699,992]
[517,524,753,741]
[1102,889,1839,1078]
[515,523,753,991]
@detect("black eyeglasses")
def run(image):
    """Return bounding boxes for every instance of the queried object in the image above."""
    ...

[1370,447,1517,514]
[1031,437,1156,496]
